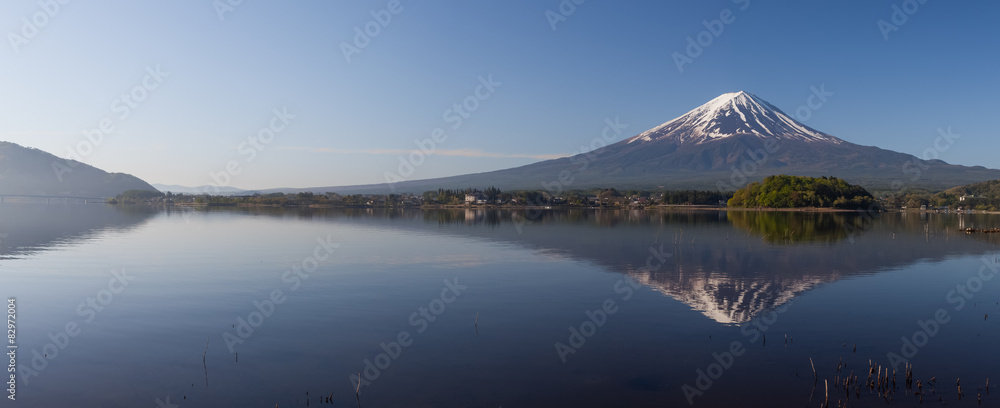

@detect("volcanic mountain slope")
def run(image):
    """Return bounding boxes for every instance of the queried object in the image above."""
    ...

[0,141,156,197]
[625,91,843,145]
[283,91,1000,194]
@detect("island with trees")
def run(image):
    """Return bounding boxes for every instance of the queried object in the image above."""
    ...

[727,175,879,210]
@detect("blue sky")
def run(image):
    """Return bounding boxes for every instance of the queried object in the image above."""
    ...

[1,0,997,189]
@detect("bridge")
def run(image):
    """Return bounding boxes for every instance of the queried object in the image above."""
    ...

[0,194,108,204]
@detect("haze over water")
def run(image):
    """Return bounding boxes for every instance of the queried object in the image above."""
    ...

[3,203,1000,407]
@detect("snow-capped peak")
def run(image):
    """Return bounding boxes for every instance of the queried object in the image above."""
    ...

[628,91,843,145]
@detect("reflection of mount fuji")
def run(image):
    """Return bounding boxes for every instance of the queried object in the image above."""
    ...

[479,210,997,324]
[0,203,157,260]
[305,208,1000,325]
[629,271,823,325]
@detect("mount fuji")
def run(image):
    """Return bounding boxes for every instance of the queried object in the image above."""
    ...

[627,91,842,146]
[286,91,1000,194]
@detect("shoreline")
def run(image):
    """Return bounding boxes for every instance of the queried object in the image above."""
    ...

[14,200,977,215]
[159,202,1000,214]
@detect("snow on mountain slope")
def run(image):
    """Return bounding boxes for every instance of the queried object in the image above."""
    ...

[627,91,844,145]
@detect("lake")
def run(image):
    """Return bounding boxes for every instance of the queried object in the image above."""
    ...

[3,203,999,407]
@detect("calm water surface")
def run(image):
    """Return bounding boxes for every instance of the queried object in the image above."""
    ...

[2,203,999,407]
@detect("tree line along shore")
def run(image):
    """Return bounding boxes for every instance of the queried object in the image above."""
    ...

[108,175,1000,212]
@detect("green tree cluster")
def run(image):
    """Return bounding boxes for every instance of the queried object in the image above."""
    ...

[728,175,877,209]
[876,179,1000,211]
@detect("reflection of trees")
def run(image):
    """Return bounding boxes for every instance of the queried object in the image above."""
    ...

[726,211,874,244]
[409,208,733,229]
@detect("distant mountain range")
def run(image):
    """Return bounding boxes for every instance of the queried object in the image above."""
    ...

[277,91,1000,194]
[151,184,252,195]
[0,141,155,198]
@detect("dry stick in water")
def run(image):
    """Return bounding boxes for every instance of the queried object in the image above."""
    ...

[825,379,829,407]
[474,312,481,339]
[868,363,874,389]
[823,379,830,407]
[810,358,817,381]
[202,336,210,387]
[356,372,362,408]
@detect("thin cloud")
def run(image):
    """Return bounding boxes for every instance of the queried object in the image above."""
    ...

[279,146,566,160]
[1,131,79,137]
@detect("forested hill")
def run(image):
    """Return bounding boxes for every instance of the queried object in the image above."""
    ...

[728,175,876,209]
[945,179,1000,199]
[0,141,155,197]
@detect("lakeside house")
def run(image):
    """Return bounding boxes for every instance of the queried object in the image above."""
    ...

[465,193,487,205]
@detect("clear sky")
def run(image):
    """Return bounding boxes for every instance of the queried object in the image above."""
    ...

[1,0,997,189]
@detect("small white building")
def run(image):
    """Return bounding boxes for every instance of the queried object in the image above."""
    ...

[465,193,487,205]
